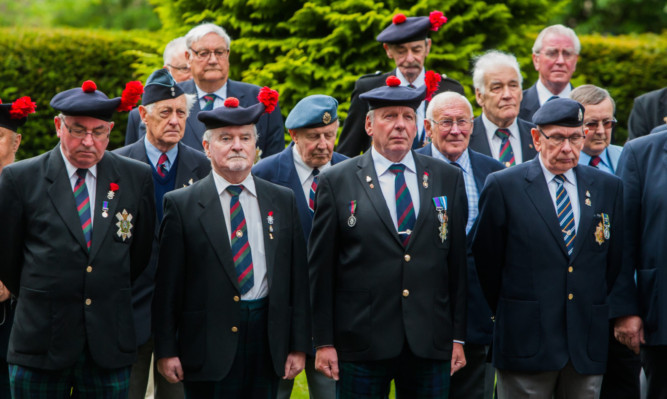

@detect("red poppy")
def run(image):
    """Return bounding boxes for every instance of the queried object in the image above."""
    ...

[110,183,119,192]
[425,71,442,101]
[258,87,279,114]
[429,10,448,31]
[116,81,144,112]
[9,96,37,119]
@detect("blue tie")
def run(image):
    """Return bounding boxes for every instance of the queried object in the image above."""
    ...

[389,164,416,246]
[227,185,254,295]
[554,175,576,255]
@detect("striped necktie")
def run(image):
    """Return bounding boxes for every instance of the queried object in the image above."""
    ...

[156,153,168,177]
[589,155,601,168]
[202,93,217,111]
[495,128,516,167]
[554,175,576,256]
[227,185,254,295]
[74,168,92,250]
[309,168,319,214]
[389,164,416,246]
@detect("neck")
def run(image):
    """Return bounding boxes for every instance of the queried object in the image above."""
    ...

[486,113,514,129]
[195,78,226,94]
[217,169,250,185]
[148,137,177,154]
[540,77,568,96]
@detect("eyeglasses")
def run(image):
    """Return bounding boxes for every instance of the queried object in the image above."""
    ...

[167,64,191,73]
[61,120,110,141]
[584,119,617,130]
[189,48,229,61]
[538,128,584,146]
[539,48,577,61]
[429,119,472,131]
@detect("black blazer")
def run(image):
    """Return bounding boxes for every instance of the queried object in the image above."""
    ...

[153,173,311,381]
[125,79,286,158]
[113,141,211,347]
[337,69,465,157]
[518,83,540,122]
[415,146,504,345]
[627,87,667,140]
[0,147,155,370]
[468,114,538,164]
[309,151,468,362]
[473,158,623,374]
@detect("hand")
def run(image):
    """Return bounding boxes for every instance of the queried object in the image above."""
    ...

[0,281,11,303]
[450,342,466,376]
[157,357,184,383]
[315,346,340,381]
[614,315,645,355]
[283,351,306,380]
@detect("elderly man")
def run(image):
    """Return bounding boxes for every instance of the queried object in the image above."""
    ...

[0,80,155,397]
[114,68,211,399]
[473,98,624,399]
[469,50,538,166]
[627,87,667,140]
[153,89,310,399]
[164,37,192,83]
[337,10,465,157]
[310,77,468,398]
[416,92,503,399]
[519,25,580,122]
[253,94,346,399]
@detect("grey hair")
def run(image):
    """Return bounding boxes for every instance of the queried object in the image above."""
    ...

[425,92,473,120]
[472,50,523,94]
[163,37,188,66]
[143,93,197,117]
[532,24,581,55]
[570,84,616,113]
[185,23,231,50]
[202,125,258,143]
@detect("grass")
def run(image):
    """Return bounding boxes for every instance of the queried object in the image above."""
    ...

[290,373,396,398]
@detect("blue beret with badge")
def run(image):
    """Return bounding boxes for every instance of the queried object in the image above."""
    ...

[285,95,338,130]
[50,80,143,122]
[142,68,185,106]
[360,76,426,111]
[532,97,585,128]
[198,86,279,130]
[376,10,448,44]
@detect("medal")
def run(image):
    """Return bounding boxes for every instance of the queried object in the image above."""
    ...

[267,211,274,239]
[602,213,611,240]
[348,200,357,227]
[184,178,194,187]
[585,198,591,206]
[102,201,109,218]
[432,196,448,242]
[594,221,605,245]
[115,209,134,241]
[107,182,119,200]
[366,176,374,189]
[423,172,429,188]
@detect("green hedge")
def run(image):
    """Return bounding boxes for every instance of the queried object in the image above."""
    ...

[0,28,162,161]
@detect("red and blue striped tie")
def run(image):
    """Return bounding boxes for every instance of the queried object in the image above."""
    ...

[389,164,416,246]
[308,168,319,214]
[202,93,217,111]
[495,128,516,167]
[555,175,576,256]
[227,185,254,295]
[74,168,92,250]
[156,153,168,177]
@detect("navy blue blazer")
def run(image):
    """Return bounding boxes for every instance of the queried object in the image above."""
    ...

[611,131,667,345]
[473,158,623,374]
[252,144,348,241]
[416,145,504,344]
[468,115,538,164]
[125,79,286,158]
[113,141,211,347]
[518,83,540,122]
[628,87,667,140]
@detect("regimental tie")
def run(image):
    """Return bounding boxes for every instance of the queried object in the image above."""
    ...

[202,93,217,111]
[156,153,168,177]
[74,168,92,250]
[389,164,416,247]
[309,168,319,214]
[495,128,516,167]
[554,175,576,256]
[589,155,601,168]
[227,185,254,295]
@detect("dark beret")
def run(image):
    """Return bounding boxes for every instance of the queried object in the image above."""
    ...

[142,68,185,106]
[532,97,585,127]
[198,100,265,129]
[359,77,426,111]
[50,81,121,122]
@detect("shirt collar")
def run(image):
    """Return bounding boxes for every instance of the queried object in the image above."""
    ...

[395,67,425,88]
[195,82,228,102]
[538,155,576,185]
[371,147,417,176]
[536,79,572,105]
[291,144,331,185]
[144,136,179,167]
[212,170,257,198]
[431,144,471,174]
[59,144,98,179]
[481,112,519,138]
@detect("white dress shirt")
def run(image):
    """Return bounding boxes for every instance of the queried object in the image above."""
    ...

[482,113,525,164]
[60,145,97,226]
[536,79,572,106]
[195,82,228,110]
[538,156,580,233]
[292,145,332,202]
[371,148,420,230]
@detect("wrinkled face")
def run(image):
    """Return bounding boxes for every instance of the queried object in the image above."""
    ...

[141,96,188,151]
[166,51,192,83]
[186,32,229,86]
[582,98,614,157]
[532,34,578,89]
[425,99,473,161]
[55,115,112,169]
[0,127,21,172]
[366,106,417,162]
[290,121,338,169]
[384,39,431,83]
[203,124,256,180]
[532,124,586,175]
[476,65,522,128]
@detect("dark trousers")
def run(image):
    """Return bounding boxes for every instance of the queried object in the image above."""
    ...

[337,343,451,399]
[8,350,131,398]
[184,298,278,399]
[600,326,641,399]
[641,345,667,399]
[129,337,184,399]
[449,344,494,399]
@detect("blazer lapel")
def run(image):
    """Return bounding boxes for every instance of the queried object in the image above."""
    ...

[174,144,200,187]
[89,153,121,259]
[570,166,594,261]
[255,178,276,290]
[410,153,434,247]
[470,118,493,157]
[45,146,89,252]
[198,174,240,291]
[355,153,403,246]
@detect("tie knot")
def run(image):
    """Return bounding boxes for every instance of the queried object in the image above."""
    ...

[389,164,406,175]
[312,168,320,177]
[226,185,244,197]
[203,93,217,102]
[158,153,168,164]
[76,168,88,179]
[450,162,461,169]
[589,155,601,167]
[407,83,416,89]
[554,174,566,185]
[495,128,510,140]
